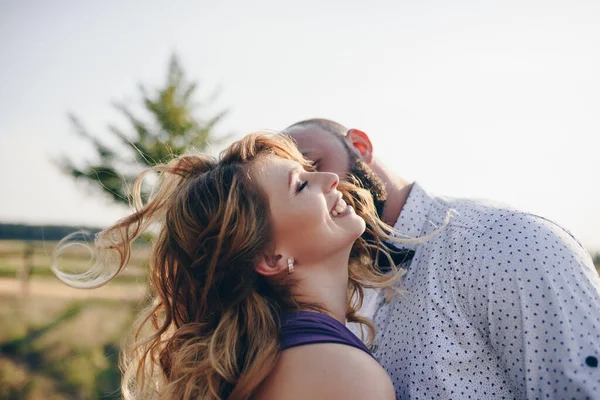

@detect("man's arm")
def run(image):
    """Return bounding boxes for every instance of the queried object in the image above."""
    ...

[459,213,600,399]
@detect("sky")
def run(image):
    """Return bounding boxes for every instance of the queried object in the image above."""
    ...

[1,0,599,252]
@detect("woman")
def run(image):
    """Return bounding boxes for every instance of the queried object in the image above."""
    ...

[52,132,406,400]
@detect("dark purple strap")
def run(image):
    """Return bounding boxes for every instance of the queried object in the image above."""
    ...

[280,311,374,358]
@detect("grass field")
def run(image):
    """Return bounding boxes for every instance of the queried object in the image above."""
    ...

[0,295,138,400]
[0,240,149,281]
[0,240,598,399]
[0,240,148,400]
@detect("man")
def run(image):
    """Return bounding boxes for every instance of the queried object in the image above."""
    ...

[284,118,600,399]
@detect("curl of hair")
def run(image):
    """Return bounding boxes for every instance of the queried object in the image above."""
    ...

[51,132,448,400]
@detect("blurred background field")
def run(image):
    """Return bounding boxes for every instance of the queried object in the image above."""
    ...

[0,239,148,400]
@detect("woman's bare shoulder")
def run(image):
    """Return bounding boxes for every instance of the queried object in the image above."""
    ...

[254,343,395,400]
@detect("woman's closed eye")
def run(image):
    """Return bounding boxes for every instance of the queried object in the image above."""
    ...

[296,180,308,194]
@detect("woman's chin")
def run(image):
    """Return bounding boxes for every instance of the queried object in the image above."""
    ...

[350,215,367,239]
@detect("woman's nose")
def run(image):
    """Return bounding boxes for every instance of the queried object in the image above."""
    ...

[323,172,339,193]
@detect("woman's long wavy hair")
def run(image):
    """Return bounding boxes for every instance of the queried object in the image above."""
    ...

[51,132,440,400]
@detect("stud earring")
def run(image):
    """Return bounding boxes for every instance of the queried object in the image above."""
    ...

[287,259,295,274]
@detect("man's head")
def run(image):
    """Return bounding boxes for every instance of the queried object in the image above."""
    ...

[284,118,388,217]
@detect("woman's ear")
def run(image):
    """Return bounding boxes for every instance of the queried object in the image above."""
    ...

[347,129,374,164]
[254,253,289,277]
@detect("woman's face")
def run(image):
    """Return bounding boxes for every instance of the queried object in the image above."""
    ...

[253,155,366,266]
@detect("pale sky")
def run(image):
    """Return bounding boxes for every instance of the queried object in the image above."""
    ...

[1,0,599,252]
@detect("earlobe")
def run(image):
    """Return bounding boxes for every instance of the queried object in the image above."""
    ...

[254,253,288,277]
[347,129,373,164]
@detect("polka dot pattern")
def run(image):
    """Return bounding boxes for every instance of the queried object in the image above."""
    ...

[358,183,600,399]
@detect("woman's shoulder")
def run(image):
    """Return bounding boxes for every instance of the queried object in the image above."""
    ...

[254,342,395,400]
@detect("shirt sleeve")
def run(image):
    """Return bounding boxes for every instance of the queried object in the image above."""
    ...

[458,212,600,399]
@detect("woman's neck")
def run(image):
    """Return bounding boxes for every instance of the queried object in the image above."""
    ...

[290,251,350,324]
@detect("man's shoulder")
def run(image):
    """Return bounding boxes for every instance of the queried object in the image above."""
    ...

[397,183,524,242]
[427,193,586,256]
[475,211,589,259]
[429,192,523,236]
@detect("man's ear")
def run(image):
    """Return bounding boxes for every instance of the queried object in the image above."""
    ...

[347,129,373,164]
[254,253,288,277]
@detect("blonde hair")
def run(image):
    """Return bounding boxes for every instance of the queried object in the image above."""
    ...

[52,132,420,400]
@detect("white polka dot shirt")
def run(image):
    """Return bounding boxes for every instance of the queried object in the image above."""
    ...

[355,182,600,399]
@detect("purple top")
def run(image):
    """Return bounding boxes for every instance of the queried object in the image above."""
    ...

[279,311,374,358]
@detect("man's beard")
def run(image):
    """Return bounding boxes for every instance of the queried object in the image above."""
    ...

[348,155,387,218]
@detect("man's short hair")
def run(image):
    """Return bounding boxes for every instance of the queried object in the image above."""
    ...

[284,118,348,137]
[284,118,356,163]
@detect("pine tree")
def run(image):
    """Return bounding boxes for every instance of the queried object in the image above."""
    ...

[56,54,228,205]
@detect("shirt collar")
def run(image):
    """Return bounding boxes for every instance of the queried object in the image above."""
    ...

[390,182,434,251]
